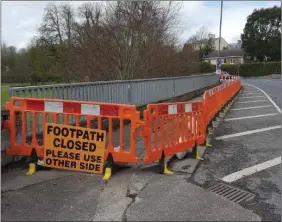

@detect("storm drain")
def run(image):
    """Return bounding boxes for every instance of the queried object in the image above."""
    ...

[206,182,255,204]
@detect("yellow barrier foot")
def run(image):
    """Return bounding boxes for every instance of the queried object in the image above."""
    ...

[26,163,36,176]
[163,163,173,175]
[102,167,112,181]
[208,128,214,135]
[219,112,225,118]
[206,141,212,147]
[212,121,218,128]
[196,152,204,161]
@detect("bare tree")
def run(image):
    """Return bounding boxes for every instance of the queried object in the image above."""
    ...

[31,1,199,83]
[60,3,75,47]
[188,26,210,43]
[39,3,64,45]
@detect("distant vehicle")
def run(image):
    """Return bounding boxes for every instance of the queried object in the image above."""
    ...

[220,71,231,79]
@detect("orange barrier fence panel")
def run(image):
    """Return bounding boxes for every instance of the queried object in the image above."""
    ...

[203,79,241,123]
[4,97,141,164]
[141,101,206,164]
[3,79,242,170]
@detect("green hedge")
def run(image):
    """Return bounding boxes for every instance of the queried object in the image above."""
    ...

[222,62,281,77]
[200,62,215,73]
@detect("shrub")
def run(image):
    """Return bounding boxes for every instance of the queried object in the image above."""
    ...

[200,62,215,73]
[222,62,281,77]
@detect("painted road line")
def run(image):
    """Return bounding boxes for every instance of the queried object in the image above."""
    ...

[216,125,281,140]
[246,84,281,114]
[242,96,265,99]
[243,93,262,96]
[222,157,281,183]
[243,91,259,93]
[225,113,279,121]
[237,100,267,104]
[230,105,272,111]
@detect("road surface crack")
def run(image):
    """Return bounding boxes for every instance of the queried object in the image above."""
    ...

[122,181,149,222]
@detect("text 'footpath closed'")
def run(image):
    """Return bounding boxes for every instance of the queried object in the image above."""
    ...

[43,123,106,174]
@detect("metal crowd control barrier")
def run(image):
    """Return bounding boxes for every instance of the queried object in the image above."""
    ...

[8,73,219,106]
[3,79,241,179]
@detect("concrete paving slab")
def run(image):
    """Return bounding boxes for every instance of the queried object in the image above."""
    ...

[126,175,261,221]
[2,168,81,192]
[93,169,154,221]
[2,173,103,221]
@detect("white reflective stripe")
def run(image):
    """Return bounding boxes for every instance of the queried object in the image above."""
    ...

[185,104,192,112]
[209,90,212,96]
[44,101,63,113]
[191,116,198,135]
[81,104,100,115]
[168,104,177,114]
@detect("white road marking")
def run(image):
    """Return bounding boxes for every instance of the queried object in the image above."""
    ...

[224,113,279,121]
[242,96,265,99]
[216,125,281,140]
[243,93,262,96]
[237,100,267,104]
[246,84,281,113]
[222,157,281,183]
[221,84,282,183]
[243,91,259,93]
[230,105,272,111]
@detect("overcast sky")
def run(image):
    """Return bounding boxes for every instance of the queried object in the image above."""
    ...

[1,1,280,49]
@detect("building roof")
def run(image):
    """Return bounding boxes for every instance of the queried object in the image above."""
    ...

[228,42,242,50]
[192,37,219,44]
[204,49,245,58]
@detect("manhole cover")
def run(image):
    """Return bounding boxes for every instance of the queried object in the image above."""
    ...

[206,182,255,204]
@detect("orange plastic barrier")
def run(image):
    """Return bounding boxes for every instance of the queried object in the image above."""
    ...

[141,101,206,164]
[3,79,241,173]
[204,79,241,123]
[4,97,141,164]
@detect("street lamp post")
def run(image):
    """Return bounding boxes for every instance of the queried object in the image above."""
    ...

[216,1,223,74]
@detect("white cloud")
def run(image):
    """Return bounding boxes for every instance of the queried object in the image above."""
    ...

[1,1,89,49]
[178,1,280,44]
[1,1,280,49]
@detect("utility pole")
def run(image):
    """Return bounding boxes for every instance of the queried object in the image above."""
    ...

[216,1,223,74]
[218,1,223,58]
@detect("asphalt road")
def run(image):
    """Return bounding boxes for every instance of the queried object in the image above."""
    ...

[191,78,281,221]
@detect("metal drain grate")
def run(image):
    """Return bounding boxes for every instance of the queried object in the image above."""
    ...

[206,182,255,203]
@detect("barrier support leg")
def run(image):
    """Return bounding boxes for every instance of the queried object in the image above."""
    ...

[103,154,114,181]
[219,111,225,118]
[26,149,37,176]
[207,122,214,135]
[192,145,203,161]
[212,120,219,128]
[159,152,173,175]
[205,137,212,147]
